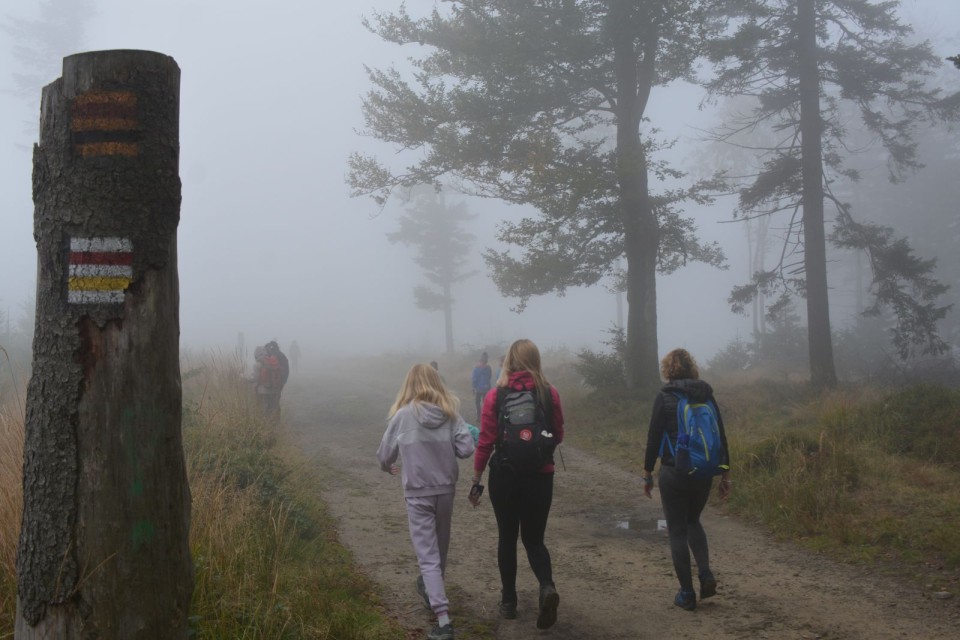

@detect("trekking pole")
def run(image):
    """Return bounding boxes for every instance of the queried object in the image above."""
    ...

[557,445,566,471]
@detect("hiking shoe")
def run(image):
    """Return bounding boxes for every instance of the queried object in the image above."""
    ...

[536,583,560,629]
[674,588,697,611]
[416,575,431,611]
[498,600,517,619]
[699,571,717,600]
[426,623,454,640]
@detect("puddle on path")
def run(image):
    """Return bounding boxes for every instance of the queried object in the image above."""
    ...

[599,513,669,539]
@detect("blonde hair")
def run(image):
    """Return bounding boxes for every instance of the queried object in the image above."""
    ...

[660,348,700,382]
[388,363,460,419]
[496,339,551,404]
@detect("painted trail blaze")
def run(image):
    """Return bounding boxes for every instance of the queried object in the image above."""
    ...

[68,237,133,304]
[71,90,141,157]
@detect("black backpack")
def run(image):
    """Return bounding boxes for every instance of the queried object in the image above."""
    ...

[495,386,555,475]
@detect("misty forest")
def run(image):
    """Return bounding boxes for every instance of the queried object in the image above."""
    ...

[1,1,959,639]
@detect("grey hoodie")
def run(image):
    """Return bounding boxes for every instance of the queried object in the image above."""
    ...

[377,402,475,497]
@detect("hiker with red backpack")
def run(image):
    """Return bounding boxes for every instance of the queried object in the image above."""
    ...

[249,343,286,419]
[643,348,731,611]
[469,338,564,630]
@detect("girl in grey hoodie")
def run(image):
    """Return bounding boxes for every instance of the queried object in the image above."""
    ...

[377,364,475,640]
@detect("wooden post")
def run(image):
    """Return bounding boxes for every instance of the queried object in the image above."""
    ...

[16,50,191,638]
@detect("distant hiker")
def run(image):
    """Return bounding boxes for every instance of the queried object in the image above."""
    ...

[643,348,731,611]
[469,338,564,630]
[265,340,290,386]
[248,345,283,419]
[470,351,493,422]
[377,364,475,640]
[430,360,446,384]
[288,339,301,372]
[264,340,290,411]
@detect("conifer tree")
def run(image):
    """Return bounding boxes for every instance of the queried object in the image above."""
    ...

[349,0,724,390]
[387,188,476,356]
[706,0,958,386]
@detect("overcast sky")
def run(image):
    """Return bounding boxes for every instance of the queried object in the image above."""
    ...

[1,0,958,363]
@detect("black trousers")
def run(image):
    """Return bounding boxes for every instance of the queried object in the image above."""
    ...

[658,465,713,591]
[488,465,554,601]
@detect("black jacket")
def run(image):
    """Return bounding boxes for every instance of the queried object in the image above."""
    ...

[643,378,730,473]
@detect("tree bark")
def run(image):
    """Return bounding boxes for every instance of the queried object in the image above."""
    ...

[16,50,192,638]
[612,1,660,391]
[797,0,838,388]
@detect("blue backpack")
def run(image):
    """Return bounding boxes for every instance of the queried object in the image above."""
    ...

[659,392,728,478]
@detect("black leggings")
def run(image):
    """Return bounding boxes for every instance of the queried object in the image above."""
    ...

[488,465,554,601]
[658,465,713,591]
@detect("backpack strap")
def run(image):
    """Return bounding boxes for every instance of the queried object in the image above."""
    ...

[494,386,508,453]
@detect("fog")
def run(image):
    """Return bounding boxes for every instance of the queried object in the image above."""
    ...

[1,0,958,364]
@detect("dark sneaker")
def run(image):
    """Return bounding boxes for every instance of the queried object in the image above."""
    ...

[498,600,517,619]
[674,588,697,611]
[426,623,454,640]
[699,571,717,600]
[536,583,560,629]
[416,575,431,611]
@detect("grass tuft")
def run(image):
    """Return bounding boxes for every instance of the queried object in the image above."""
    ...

[0,400,23,637]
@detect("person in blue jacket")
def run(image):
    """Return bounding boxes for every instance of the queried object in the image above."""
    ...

[470,351,493,422]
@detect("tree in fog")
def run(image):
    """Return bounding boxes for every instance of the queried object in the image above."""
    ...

[705,0,959,387]
[3,0,96,99]
[388,188,476,356]
[838,116,960,347]
[349,0,725,390]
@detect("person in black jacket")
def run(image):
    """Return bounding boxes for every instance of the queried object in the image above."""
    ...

[642,348,731,611]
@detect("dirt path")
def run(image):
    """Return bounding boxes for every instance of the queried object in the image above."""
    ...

[284,373,959,640]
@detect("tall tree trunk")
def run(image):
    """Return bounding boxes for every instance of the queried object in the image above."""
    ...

[442,281,454,356]
[612,1,660,391]
[17,50,192,638]
[797,0,837,388]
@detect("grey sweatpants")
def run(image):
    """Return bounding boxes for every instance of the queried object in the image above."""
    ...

[405,492,455,615]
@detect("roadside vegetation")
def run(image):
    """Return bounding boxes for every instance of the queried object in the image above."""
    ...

[566,341,960,594]
[0,353,405,639]
[181,355,405,638]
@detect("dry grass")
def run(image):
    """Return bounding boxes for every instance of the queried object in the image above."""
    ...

[0,345,25,636]
[182,353,403,638]
[0,403,23,637]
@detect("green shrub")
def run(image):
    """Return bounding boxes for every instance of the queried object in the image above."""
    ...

[574,327,627,393]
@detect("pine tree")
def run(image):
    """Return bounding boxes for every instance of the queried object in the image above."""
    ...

[387,188,476,356]
[706,0,958,385]
[349,0,725,390]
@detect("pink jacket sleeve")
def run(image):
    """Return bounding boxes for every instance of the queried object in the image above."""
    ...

[474,387,500,475]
